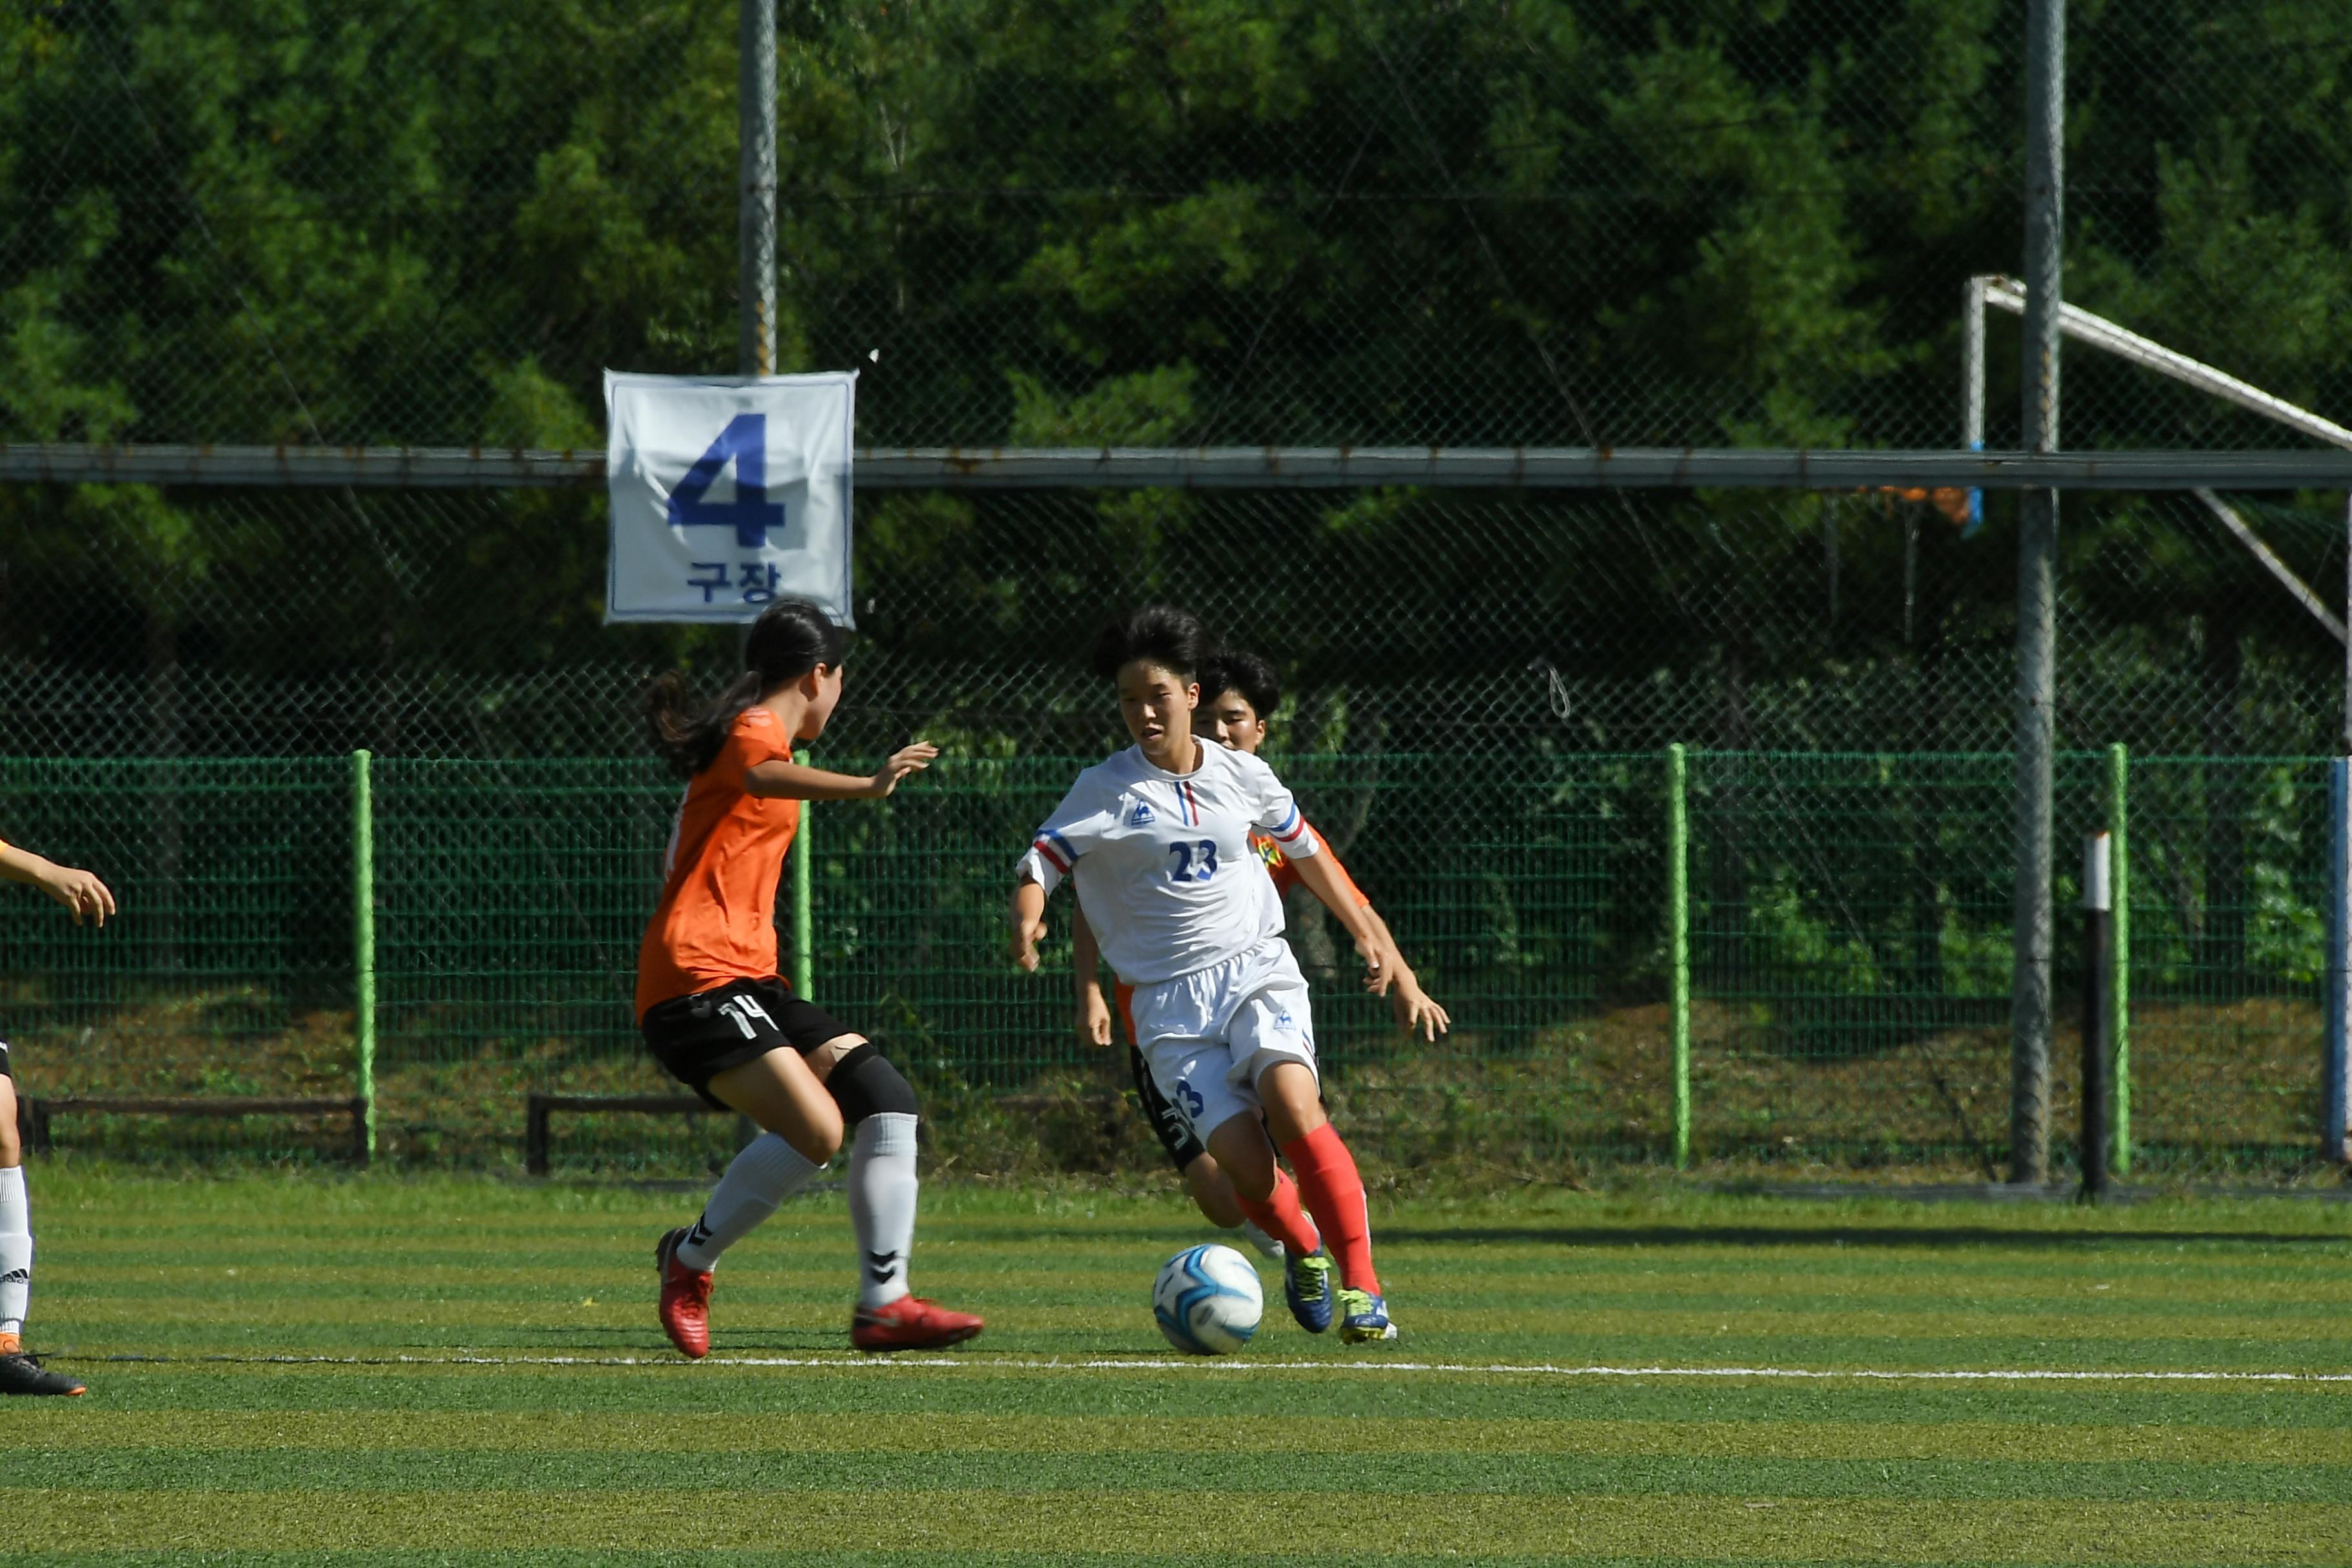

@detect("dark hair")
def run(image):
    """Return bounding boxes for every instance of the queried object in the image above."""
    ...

[1090,605,1208,683]
[1199,646,1281,721]
[644,598,848,778]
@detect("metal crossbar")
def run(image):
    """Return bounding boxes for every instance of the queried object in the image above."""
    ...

[12,444,2352,491]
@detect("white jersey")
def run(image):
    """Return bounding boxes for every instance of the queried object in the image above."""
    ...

[1019,742,1321,986]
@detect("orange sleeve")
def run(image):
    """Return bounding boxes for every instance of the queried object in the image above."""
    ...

[1273,816,1373,907]
[727,708,794,775]
[1318,840,1374,908]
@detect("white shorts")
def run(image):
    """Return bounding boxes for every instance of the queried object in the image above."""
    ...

[1130,938,1318,1141]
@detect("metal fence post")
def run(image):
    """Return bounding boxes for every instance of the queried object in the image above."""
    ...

[2328,758,2351,1164]
[2079,832,2112,1198]
[351,749,378,1162]
[1668,743,1690,1170]
[2009,0,2066,1187]
[2108,742,2130,1175]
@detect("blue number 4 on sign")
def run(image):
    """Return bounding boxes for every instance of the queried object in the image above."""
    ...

[667,413,787,549]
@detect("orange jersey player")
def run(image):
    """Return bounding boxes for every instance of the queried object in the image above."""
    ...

[0,832,114,1396]
[637,597,981,1358]
[1070,643,1447,1262]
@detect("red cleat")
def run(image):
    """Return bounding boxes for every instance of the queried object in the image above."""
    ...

[654,1226,713,1359]
[850,1295,985,1352]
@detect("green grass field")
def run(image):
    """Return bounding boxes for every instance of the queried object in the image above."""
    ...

[3,1173,2350,1564]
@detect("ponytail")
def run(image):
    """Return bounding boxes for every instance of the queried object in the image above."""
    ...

[643,597,847,778]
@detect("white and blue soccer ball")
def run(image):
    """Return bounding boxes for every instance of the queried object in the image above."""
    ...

[1153,1242,1263,1355]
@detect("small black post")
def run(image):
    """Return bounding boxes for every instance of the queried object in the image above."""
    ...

[2081,832,2113,1199]
[526,1093,551,1177]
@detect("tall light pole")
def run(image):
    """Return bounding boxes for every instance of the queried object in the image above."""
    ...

[2010,0,2065,1186]
[739,0,778,379]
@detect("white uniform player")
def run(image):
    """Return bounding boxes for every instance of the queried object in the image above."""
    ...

[1017,741,1323,1146]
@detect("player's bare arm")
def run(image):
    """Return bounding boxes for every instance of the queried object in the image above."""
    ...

[0,843,116,928]
[1009,877,1049,971]
[1355,906,1450,1041]
[745,741,937,801]
[1289,852,1383,983]
[1070,903,1112,1047]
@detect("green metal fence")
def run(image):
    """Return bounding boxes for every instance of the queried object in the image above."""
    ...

[0,751,2337,1181]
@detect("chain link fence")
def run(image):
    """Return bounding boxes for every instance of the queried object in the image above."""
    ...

[9,3,2352,1181]
[5,482,2346,761]
[0,743,2335,1179]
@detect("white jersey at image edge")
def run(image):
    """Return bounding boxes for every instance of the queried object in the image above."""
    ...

[1019,743,1321,986]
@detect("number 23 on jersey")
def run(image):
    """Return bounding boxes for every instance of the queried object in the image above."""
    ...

[1166,839,1219,882]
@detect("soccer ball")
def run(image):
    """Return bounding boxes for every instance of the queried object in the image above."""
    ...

[1153,1242,1263,1355]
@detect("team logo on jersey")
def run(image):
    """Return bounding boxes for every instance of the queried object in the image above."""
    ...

[1129,801,1156,826]
[1275,1011,1296,1033]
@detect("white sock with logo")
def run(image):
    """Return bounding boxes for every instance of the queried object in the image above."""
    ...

[1237,1219,1286,1261]
[850,1113,919,1309]
[675,1133,821,1272]
[0,1166,31,1339]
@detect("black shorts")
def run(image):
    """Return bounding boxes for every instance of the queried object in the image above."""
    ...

[1128,1042,1206,1173]
[0,1038,10,1081]
[641,978,855,1110]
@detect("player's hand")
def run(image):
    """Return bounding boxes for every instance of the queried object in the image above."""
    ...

[39,863,116,928]
[1077,985,1112,1048]
[1352,929,1389,994]
[1010,912,1047,972]
[868,741,939,798]
[1389,977,1451,1042]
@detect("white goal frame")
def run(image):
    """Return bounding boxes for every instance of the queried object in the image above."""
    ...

[1962,272,2352,646]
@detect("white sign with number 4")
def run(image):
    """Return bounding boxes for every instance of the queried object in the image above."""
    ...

[603,369,856,625]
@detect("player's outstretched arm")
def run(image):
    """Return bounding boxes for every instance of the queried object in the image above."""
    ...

[1008,878,1049,972]
[1070,903,1112,1047]
[1354,906,1450,1042]
[1289,852,1384,988]
[1379,956,1451,1043]
[745,742,938,801]
[0,841,117,928]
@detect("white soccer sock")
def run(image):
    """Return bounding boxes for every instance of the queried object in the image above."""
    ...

[1236,1218,1286,1261]
[0,1166,31,1338]
[674,1133,822,1272]
[849,1113,919,1309]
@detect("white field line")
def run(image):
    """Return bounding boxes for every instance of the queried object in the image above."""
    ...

[63,1351,2352,1383]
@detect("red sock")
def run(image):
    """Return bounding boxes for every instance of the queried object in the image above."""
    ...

[1232,1169,1320,1258]
[1282,1124,1380,1296]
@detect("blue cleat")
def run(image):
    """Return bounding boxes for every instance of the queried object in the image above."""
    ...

[1283,1248,1334,1333]
[1338,1287,1397,1344]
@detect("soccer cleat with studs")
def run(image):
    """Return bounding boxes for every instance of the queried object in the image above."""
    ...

[654,1226,713,1360]
[1282,1248,1335,1333]
[1337,1286,1397,1343]
[850,1295,985,1352]
[0,1351,86,1396]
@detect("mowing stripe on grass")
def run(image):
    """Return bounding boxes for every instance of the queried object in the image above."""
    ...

[21,1410,2352,1465]
[7,1449,2349,1504]
[45,1365,2349,1427]
[17,1488,2351,1558]
[54,1351,2352,1381]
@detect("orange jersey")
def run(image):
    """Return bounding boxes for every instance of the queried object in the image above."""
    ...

[635,707,801,1019]
[1255,817,1371,907]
